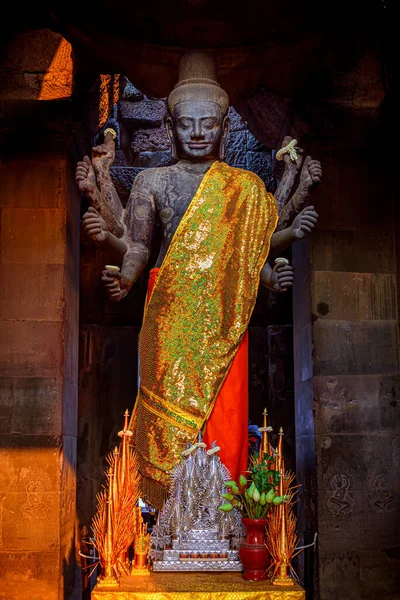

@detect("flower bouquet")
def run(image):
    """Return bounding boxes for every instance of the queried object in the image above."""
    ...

[218,456,286,581]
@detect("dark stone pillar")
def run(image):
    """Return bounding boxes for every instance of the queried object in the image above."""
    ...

[293,149,400,599]
[0,144,80,599]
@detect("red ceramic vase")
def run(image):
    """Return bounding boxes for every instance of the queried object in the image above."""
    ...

[239,518,270,581]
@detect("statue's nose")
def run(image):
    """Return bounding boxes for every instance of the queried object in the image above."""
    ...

[191,122,204,139]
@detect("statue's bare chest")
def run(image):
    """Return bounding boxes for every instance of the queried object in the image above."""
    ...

[153,168,207,242]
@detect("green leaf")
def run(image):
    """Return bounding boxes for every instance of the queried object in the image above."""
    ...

[222,493,234,501]
[246,482,255,499]
[273,495,284,505]
[239,474,247,487]
[224,480,237,489]
[265,488,276,503]
[218,503,233,512]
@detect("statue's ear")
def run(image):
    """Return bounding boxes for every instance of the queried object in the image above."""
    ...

[218,115,231,162]
[166,115,177,160]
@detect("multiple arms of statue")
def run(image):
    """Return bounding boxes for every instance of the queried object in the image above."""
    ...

[76,134,321,300]
[267,137,322,257]
[76,140,124,238]
[101,171,156,301]
[259,137,322,290]
[76,133,130,263]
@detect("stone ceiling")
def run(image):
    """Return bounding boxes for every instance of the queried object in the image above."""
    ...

[3,0,388,104]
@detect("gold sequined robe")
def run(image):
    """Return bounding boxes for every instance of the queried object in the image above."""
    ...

[132,160,278,508]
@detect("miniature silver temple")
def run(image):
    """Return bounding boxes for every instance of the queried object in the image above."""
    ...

[149,435,244,572]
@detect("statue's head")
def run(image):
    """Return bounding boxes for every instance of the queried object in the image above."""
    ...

[166,52,230,162]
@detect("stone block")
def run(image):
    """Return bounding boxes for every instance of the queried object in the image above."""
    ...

[0,155,66,208]
[247,132,265,151]
[110,166,144,204]
[237,87,291,150]
[312,271,396,321]
[319,551,360,600]
[246,150,274,188]
[311,229,396,274]
[0,30,72,102]
[121,80,144,101]
[225,131,247,168]
[360,549,400,599]
[0,264,64,321]
[0,321,62,377]
[314,375,400,435]
[310,153,394,233]
[367,498,400,549]
[227,106,246,131]
[316,432,397,493]
[0,377,61,435]
[136,151,174,168]
[0,444,59,493]
[1,491,59,551]
[131,126,170,153]
[0,208,66,264]
[379,375,400,429]
[119,99,166,127]
[0,552,58,600]
[319,490,369,552]
[314,375,377,435]
[313,320,398,376]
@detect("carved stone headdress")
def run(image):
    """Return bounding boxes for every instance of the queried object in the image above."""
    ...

[168,51,229,115]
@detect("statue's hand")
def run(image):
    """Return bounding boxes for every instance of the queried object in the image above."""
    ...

[82,207,109,243]
[271,263,294,293]
[92,139,116,175]
[101,269,129,302]
[76,156,98,196]
[291,205,319,240]
[300,156,322,190]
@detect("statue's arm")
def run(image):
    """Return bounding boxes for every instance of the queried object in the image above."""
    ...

[276,156,322,232]
[75,132,124,238]
[91,134,125,226]
[273,137,304,211]
[102,171,156,301]
[269,205,318,256]
[81,206,127,263]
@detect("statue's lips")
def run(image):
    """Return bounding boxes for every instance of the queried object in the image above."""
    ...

[187,142,209,149]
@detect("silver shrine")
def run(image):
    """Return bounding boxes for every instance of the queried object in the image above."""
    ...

[149,435,244,572]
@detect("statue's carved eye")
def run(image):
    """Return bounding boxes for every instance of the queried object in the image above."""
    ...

[202,118,218,130]
[178,118,192,130]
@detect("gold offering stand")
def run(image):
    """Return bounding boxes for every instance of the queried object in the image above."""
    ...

[89,409,306,599]
[91,571,305,600]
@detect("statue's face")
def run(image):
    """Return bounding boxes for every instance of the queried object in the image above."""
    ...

[171,100,226,161]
